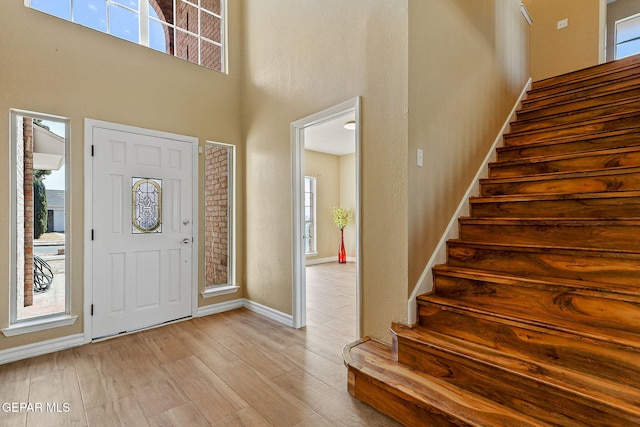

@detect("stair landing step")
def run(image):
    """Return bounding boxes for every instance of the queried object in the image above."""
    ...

[392,323,640,422]
[344,338,554,427]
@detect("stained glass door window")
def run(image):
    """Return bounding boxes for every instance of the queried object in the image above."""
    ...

[132,177,162,233]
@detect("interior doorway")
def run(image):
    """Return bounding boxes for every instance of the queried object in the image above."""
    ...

[291,97,361,337]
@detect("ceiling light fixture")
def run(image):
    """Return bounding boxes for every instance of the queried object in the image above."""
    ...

[343,121,356,130]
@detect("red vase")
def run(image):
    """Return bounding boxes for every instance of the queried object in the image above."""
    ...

[338,229,347,264]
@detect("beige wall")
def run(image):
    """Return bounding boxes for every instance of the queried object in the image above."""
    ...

[242,0,409,339]
[524,0,602,80]
[407,0,530,297]
[0,0,244,350]
[607,0,640,61]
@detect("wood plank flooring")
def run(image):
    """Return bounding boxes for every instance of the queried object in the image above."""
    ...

[0,262,398,426]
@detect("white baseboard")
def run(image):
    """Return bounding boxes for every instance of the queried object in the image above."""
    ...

[407,78,533,325]
[306,256,357,266]
[197,298,245,317]
[243,299,293,327]
[0,333,84,365]
[306,256,336,265]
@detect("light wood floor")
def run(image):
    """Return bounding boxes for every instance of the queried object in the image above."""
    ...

[0,262,400,426]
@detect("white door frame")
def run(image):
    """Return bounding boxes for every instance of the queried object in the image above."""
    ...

[83,119,199,343]
[291,97,362,335]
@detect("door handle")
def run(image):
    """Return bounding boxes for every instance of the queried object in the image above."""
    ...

[181,238,191,244]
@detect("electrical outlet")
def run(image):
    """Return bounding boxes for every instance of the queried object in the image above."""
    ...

[417,149,424,167]
[557,18,568,30]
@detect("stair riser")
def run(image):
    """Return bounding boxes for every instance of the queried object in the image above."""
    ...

[511,102,640,133]
[490,150,640,178]
[470,196,640,218]
[497,132,640,162]
[480,171,640,197]
[504,115,640,147]
[458,222,640,250]
[447,243,640,287]
[434,273,640,338]
[395,336,635,426]
[522,74,640,114]
[529,58,640,97]
[418,303,640,391]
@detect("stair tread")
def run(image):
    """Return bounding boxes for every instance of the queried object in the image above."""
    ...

[471,189,640,204]
[519,85,640,116]
[392,323,640,418]
[481,164,640,185]
[511,97,640,130]
[448,238,640,257]
[529,54,640,92]
[419,292,640,353]
[498,127,640,154]
[433,263,640,305]
[345,338,554,427]
[505,110,640,140]
[491,145,640,169]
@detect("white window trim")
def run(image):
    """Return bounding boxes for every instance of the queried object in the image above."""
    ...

[6,109,74,336]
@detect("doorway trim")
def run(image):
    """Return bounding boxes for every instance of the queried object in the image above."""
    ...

[290,97,361,334]
[83,119,199,343]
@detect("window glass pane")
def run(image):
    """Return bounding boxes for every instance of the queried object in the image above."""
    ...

[201,11,221,42]
[617,16,640,44]
[14,115,67,321]
[74,0,107,33]
[149,18,171,53]
[305,192,312,207]
[149,0,174,26]
[109,3,139,43]
[200,0,220,15]
[305,178,311,192]
[305,207,312,221]
[201,39,221,70]
[31,0,71,20]
[205,143,232,287]
[112,0,139,11]
[617,38,640,59]
[176,30,199,64]
[176,0,198,33]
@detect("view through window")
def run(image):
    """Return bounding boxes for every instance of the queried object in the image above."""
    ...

[27,0,225,71]
[11,112,68,322]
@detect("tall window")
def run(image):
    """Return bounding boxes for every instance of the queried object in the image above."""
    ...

[9,111,69,327]
[204,142,234,288]
[26,0,225,72]
[304,176,317,255]
[616,13,640,60]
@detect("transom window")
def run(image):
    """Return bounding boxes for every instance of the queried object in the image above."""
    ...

[26,0,225,72]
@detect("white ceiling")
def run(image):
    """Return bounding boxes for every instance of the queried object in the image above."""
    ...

[304,112,356,156]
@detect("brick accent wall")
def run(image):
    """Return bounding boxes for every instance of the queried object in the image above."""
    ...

[205,145,229,286]
[23,118,34,307]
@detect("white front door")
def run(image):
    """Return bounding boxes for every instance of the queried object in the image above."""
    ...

[91,125,194,339]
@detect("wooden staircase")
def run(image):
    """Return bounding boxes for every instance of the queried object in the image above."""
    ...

[343,55,640,426]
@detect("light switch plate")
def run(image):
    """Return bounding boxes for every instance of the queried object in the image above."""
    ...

[557,18,568,30]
